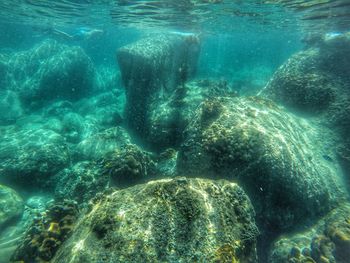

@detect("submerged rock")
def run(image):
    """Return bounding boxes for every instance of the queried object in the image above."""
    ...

[4,39,95,108]
[53,161,108,206]
[0,90,23,125]
[117,34,200,146]
[147,79,237,150]
[177,96,347,231]
[0,184,23,230]
[0,127,70,189]
[100,144,157,187]
[52,177,259,263]
[261,32,350,133]
[269,203,350,263]
[75,126,131,161]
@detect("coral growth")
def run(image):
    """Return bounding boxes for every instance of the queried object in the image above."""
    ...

[11,200,79,262]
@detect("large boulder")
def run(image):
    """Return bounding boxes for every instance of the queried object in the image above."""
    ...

[261,32,350,134]
[0,127,70,189]
[0,184,23,230]
[117,34,200,145]
[5,39,95,108]
[269,203,350,263]
[177,96,347,231]
[52,177,259,263]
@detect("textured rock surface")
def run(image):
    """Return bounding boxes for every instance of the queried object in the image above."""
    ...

[100,144,157,187]
[177,96,347,231]
[11,200,79,263]
[0,185,23,230]
[147,79,237,150]
[117,34,200,144]
[0,127,70,188]
[269,203,350,263]
[261,32,350,130]
[3,39,95,108]
[52,177,259,263]
[76,126,131,161]
[53,161,108,206]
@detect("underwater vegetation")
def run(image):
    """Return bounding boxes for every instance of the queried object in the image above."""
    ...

[0,27,349,263]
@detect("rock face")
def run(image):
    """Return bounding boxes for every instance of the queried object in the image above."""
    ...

[177,96,347,231]
[117,34,200,147]
[2,39,95,108]
[0,184,23,229]
[0,127,70,188]
[269,203,350,263]
[52,177,259,263]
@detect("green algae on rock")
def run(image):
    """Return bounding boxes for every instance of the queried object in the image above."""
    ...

[177,96,347,231]
[0,184,23,230]
[51,177,259,263]
[269,203,350,263]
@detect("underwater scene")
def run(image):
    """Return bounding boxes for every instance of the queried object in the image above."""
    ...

[1,0,350,262]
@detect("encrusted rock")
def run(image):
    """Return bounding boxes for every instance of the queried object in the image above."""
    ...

[52,177,259,263]
[269,203,350,263]
[177,96,347,231]
[100,144,157,187]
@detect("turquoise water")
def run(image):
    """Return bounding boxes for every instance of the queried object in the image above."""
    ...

[0,1,350,263]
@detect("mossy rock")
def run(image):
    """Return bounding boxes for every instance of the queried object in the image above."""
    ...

[178,96,347,231]
[51,177,258,263]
